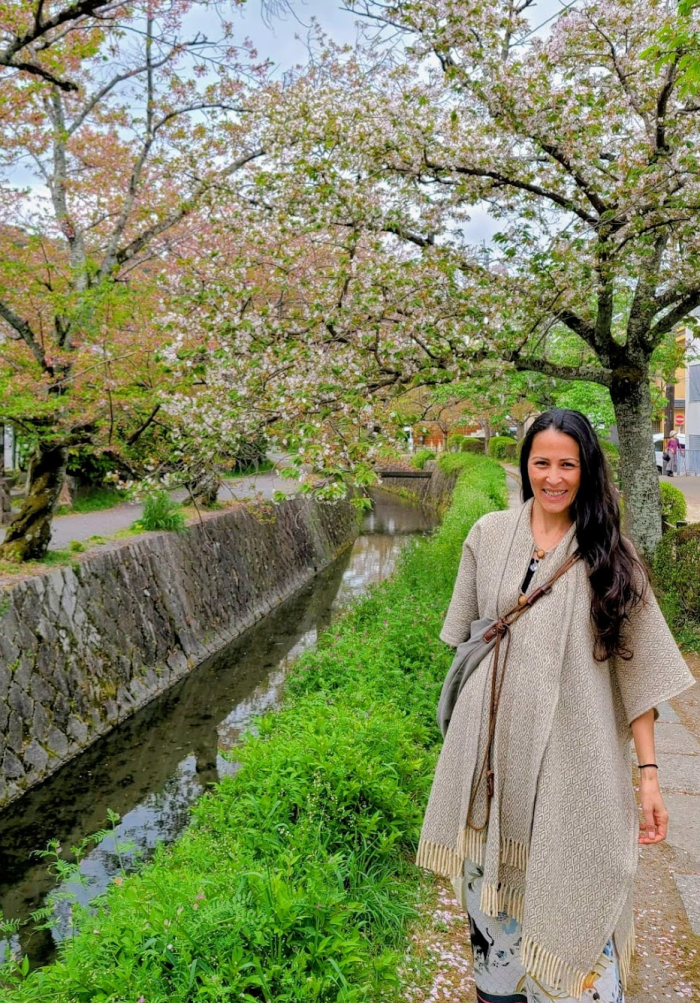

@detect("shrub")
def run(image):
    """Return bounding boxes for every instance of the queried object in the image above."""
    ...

[488,435,517,460]
[660,482,687,529]
[411,447,435,470]
[462,437,486,455]
[446,435,484,455]
[503,443,517,461]
[653,524,700,637]
[139,491,185,532]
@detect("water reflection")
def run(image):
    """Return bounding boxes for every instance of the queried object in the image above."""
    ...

[0,490,438,967]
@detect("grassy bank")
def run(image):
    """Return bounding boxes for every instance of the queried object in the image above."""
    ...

[0,454,507,1003]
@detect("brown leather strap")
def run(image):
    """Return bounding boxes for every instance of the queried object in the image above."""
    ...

[466,553,580,832]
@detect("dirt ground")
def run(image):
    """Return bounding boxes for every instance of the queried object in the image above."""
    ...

[406,656,700,1002]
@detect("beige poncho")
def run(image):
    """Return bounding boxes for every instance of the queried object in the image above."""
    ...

[417,500,694,997]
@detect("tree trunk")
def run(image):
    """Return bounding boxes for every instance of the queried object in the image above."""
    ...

[190,470,219,508]
[0,445,67,561]
[609,374,662,559]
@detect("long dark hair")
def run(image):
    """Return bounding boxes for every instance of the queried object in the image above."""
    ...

[519,409,645,662]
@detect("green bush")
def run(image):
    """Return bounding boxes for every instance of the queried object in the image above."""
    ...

[653,524,700,644]
[139,491,186,532]
[462,437,486,455]
[488,435,517,460]
[411,447,435,470]
[0,453,507,1003]
[446,435,484,455]
[503,443,517,461]
[660,481,687,529]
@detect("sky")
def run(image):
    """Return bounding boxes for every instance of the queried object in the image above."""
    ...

[6,0,576,242]
[232,0,572,71]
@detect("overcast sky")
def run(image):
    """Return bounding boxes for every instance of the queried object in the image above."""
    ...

[232,0,570,71]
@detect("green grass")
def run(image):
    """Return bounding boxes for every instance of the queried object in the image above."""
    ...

[0,453,507,1002]
[56,487,127,516]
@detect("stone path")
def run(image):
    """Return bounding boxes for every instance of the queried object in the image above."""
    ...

[0,469,298,552]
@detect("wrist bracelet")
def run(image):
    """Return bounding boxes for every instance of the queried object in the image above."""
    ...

[638,763,658,770]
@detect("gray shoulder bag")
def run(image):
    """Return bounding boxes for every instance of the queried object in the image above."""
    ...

[437,553,579,739]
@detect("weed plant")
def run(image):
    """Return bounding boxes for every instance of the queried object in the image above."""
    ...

[136,491,186,533]
[0,454,507,1003]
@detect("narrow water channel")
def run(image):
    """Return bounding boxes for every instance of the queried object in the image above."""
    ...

[0,490,439,968]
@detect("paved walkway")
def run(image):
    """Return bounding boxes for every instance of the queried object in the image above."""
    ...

[0,470,299,552]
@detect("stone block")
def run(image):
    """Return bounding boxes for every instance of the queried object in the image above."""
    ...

[32,702,50,743]
[673,873,700,935]
[0,663,9,701]
[30,672,55,706]
[6,710,23,752]
[0,700,8,733]
[8,682,33,723]
[67,715,88,745]
[0,631,19,668]
[14,652,34,691]
[52,692,71,730]
[46,725,69,758]
[23,739,48,774]
[3,748,24,779]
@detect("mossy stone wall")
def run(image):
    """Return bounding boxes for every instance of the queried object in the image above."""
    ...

[0,498,358,810]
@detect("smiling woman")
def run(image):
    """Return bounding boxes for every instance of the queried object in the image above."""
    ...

[417,408,695,1002]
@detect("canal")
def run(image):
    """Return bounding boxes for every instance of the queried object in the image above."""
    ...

[0,489,439,967]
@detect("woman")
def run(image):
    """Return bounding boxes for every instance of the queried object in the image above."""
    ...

[417,409,694,1003]
[665,431,679,477]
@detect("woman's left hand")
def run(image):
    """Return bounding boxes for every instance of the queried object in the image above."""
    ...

[638,771,668,845]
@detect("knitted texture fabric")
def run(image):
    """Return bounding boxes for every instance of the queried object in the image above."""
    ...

[416,500,695,998]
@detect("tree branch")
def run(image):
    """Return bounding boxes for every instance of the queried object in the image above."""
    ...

[415,155,600,227]
[0,0,126,89]
[0,300,47,369]
[508,352,613,386]
[647,290,700,344]
[112,147,266,271]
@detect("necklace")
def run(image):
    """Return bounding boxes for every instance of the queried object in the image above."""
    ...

[519,545,551,603]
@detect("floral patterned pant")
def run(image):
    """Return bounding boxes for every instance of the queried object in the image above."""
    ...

[452,861,624,1003]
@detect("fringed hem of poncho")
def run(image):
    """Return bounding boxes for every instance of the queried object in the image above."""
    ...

[416,828,636,1000]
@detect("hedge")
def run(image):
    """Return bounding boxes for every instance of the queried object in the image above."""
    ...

[653,523,700,650]
[411,447,435,470]
[488,435,517,461]
[447,435,484,455]
[660,481,687,529]
[0,453,507,1003]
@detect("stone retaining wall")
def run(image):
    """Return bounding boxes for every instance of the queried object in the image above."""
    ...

[0,498,358,809]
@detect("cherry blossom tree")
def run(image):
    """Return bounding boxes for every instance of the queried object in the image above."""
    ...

[0,1,271,559]
[287,0,700,555]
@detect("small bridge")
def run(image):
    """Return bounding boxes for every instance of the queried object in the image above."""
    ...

[376,469,432,479]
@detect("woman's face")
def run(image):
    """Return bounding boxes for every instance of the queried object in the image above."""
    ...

[527,428,581,517]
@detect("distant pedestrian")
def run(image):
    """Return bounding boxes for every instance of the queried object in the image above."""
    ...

[419,408,694,1002]
[665,430,680,476]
